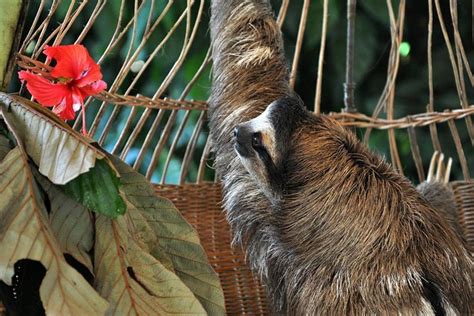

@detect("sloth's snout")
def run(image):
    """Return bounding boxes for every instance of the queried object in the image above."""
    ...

[233,125,252,157]
[234,125,250,143]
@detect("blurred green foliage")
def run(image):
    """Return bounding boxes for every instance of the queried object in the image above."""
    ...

[9,0,473,183]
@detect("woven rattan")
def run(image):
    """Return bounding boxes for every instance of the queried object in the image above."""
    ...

[154,183,269,315]
[452,181,474,250]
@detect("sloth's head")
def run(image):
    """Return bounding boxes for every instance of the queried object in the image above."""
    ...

[233,96,309,201]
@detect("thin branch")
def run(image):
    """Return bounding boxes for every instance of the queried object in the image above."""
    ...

[344,0,357,113]
[289,0,310,89]
[314,0,329,113]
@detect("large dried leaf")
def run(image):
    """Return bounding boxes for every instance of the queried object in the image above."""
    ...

[0,134,11,161]
[0,94,126,218]
[0,147,109,315]
[0,93,108,185]
[126,203,176,273]
[110,156,226,316]
[34,172,94,272]
[94,213,206,315]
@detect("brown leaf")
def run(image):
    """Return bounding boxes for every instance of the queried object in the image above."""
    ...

[0,134,11,162]
[110,155,226,315]
[0,93,114,185]
[0,147,109,315]
[94,213,207,315]
[34,172,94,272]
[125,202,176,272]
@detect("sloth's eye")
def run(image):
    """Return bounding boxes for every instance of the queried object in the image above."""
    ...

[251,132,263,149]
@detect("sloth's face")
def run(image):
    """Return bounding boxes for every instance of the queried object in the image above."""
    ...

[233,96,306,196]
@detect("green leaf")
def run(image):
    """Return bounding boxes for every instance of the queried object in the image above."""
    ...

[109,155,226,316]
[60,159,127,218]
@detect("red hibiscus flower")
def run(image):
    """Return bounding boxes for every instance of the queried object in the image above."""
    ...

[18,44,107,135]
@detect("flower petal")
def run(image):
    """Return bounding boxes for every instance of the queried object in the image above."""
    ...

[44,45,98,82]
[79,80,107,97]
[18,71,69,107]
[75,62,104,87]
[71,87,84,112]
[53,95,76,120]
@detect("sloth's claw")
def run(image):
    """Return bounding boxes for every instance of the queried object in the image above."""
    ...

[427,151,439,182]
[427,151,452,184]
[444,157,452,184]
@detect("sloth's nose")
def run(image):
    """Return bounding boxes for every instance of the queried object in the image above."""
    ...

[233,125,251,144]
[234,125,249,144]
[233,125,252,157]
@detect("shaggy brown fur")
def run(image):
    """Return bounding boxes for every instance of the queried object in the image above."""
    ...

[208,0,473,314]
[417,181,464,239]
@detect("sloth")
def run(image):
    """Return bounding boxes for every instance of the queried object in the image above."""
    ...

[208,0,473,314]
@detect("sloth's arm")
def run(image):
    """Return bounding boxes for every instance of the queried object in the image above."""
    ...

[209,0,290,158]
[209,0,288,89]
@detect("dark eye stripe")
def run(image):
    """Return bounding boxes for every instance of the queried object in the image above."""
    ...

[255,145,284,190]
[254,145,271,162]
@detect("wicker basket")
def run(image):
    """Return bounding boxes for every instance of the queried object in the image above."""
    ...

[452,181,474,249]
[155,184,269,315]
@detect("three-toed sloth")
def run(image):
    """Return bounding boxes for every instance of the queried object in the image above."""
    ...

[208,0,473,314]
